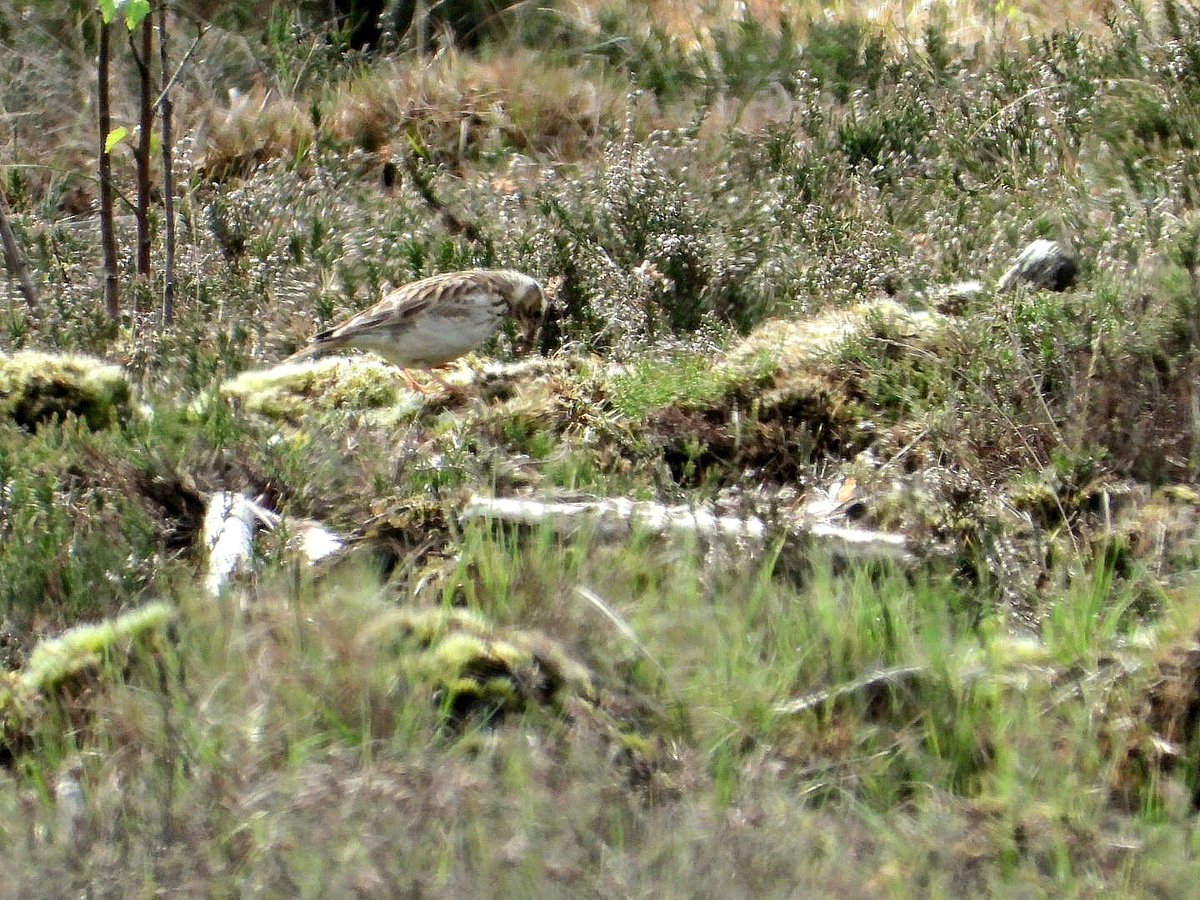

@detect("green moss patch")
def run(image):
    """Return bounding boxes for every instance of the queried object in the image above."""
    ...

[365,606,593,723]
[1,601,174,756]
[0,351,132,431]
[220,357,418,422]
[608,352,746,420]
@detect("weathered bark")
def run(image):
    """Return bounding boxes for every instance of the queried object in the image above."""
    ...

[203,492,344,597]
[0,188,37,309]
[460,493,914,562]
[98,16,120,319]
[203,492,263,597]
[158,1,176,324]
[132,16,154,280]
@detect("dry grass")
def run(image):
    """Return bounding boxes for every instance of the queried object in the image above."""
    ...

[323,48,632,162]
[0,0,1130,203]
[191,87,316,182]
[583,0,1120,47]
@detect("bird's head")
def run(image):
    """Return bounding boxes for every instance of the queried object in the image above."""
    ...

[503,272,547,353]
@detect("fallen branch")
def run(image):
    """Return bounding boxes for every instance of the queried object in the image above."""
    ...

[202,492,346,596]
[461,493,914,562]
[1,602,175,754]
[203,492,265,596]
[461,494,766,543]
[773,665,928,716]
[803,523,913,562]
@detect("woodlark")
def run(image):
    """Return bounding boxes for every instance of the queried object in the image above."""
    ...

[285,269,546,376]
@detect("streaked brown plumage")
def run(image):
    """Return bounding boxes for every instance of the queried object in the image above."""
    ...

[285,269,546,370]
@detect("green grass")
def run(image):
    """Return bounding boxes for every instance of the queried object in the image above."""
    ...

[608,352,738,419]
[2,529,1196,894]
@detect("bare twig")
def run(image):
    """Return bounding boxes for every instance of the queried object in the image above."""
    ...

[98,15,120,320]
[0,187,38,309]
[151,25,207,112]
[131,17,154,279]
[773,665,928,715]
[575,586,667,676]
[159,2,178,324]
[402,151,487,245]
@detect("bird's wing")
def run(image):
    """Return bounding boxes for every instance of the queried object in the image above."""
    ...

[314,282,438,344]
[313,272,498,344]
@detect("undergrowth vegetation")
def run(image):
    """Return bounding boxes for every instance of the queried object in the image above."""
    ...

[5,0,1200,894]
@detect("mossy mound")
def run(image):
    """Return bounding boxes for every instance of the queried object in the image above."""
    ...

[220,357,418,422]
[364,606,593,722]
[0,351,132,431]
[724,299,951,400]
[604,301,950,486]
[0,602,174,757]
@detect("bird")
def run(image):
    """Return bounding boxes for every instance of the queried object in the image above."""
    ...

[284,269,546,381]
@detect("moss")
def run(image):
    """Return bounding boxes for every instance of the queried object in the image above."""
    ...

[219,357,417,421]
[1160,485,1200,505]
[440,675,521,716]
[618,731,655,757]
[20,601,174,695]
[0,351,132,431]
[610,303,946,487]
[1009,475,1063,527]
[365,606,593,721]
[725,299,950,418]
[427,634,531,716]
[731,298,943,364]
[385,607,492,646]
[608,352,745,420]
[1,602,174,754]
[426,631,529,675]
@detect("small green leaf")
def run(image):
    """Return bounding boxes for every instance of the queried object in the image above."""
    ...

[98,0,116,23]
[104,126,129,154]
[149,131,161,158]
[406,130,429,160]
[123,0,151,30]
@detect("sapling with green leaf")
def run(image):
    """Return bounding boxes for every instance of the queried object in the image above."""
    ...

[96,0,151,320]
[96,5,119,319]
[131,9,154,279]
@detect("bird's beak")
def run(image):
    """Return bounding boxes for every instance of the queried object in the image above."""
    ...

[516,312,541,354]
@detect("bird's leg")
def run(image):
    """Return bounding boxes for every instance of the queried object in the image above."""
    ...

[428,365,476,402]
[398,367,455,397]
[400,368,428,393]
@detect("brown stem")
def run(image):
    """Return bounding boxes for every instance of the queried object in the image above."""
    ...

[98,16,120,320]
[158,1,177,325]
[402,151,487,246]
[0,187,38,310]
[132,15,154,280]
